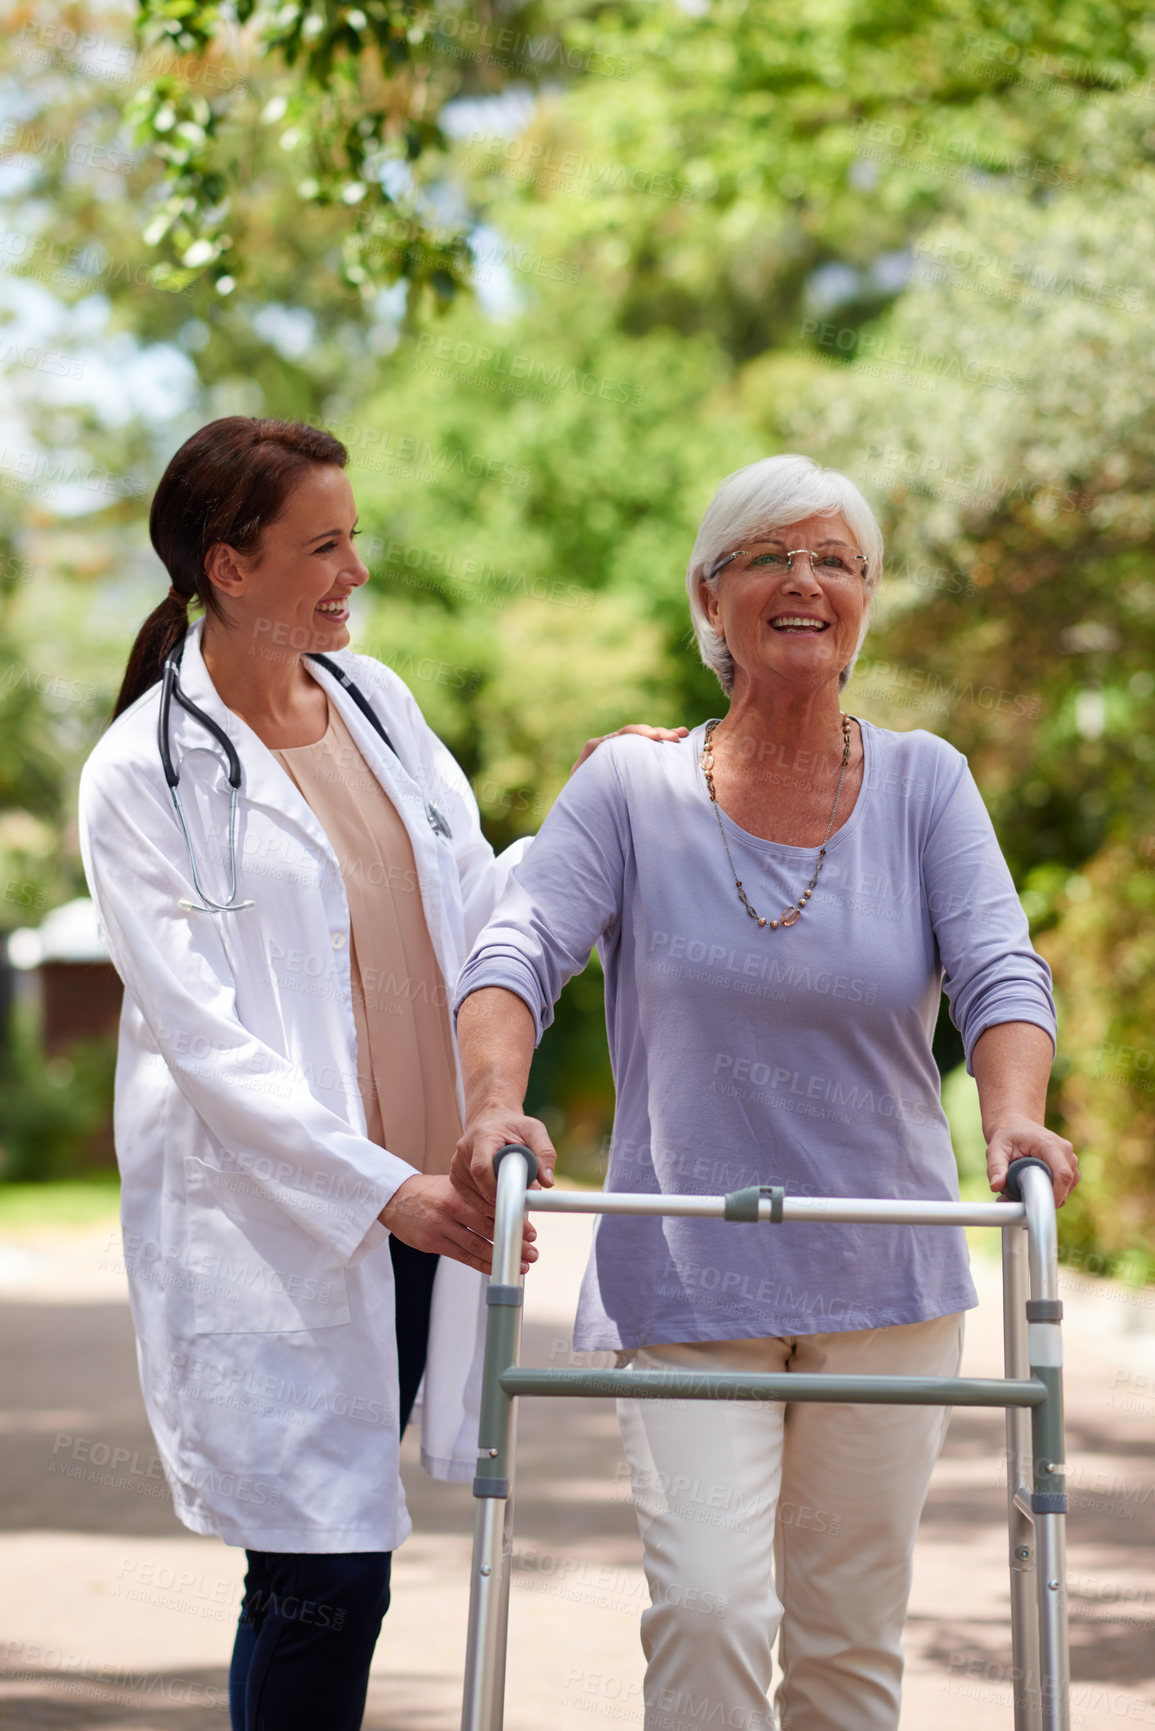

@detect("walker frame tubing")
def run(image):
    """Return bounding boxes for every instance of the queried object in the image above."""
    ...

[461,1152,1068,1731]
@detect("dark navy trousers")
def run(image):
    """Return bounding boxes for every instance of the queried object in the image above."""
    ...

[228,1237,439,1731]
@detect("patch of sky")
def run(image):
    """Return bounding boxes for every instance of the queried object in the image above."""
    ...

[0,160,40,200]
[868,250,913,294]
[468,223,525,321]
[803,261,862,315]
[803,252,912,315]
[440,87,537,140]
[250,303,316,361]
[367,283,407,355]
[378,158,415,202]
[0,275,196,512]
[0,78,45,127]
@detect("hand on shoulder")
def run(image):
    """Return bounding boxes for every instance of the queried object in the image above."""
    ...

[570,723,689,778]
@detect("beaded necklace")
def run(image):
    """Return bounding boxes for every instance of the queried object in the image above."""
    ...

[699,714,851,930]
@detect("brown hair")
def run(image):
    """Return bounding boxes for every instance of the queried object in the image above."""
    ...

[112,416,348,720]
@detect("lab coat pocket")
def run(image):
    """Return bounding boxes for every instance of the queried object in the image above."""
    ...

[184,1157,351,1335]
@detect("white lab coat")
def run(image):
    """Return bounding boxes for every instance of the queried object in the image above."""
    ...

[78,619,515,1552]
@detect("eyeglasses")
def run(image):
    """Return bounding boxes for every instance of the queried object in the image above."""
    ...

[707,541,869,583]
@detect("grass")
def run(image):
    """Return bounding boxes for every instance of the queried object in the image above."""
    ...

[0,1174,121,1232]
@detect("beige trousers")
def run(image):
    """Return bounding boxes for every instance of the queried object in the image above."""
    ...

[617,1314,965,1731]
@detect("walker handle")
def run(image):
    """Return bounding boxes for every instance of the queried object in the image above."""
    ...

[1003,1156,1052,1202]
[492,1142,540,1186]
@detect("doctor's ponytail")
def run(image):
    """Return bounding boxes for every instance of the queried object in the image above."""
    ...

[112,417,348,720]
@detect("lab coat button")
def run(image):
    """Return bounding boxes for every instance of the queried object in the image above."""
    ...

[331,932,346,950]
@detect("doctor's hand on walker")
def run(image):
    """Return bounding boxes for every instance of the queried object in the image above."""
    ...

[379,1174,539,1276]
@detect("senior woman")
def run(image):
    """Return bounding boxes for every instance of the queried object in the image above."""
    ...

[452,453,1078,1731]
[78,416,683,1731]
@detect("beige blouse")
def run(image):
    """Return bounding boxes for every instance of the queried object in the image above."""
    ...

[274,701,462,1176]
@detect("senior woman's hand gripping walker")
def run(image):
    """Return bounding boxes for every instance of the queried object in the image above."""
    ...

[452,453,1077,1731]
[77,415,686,1731]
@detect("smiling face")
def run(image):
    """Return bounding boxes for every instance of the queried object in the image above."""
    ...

[699,511,869,700]
[206,464,370,655]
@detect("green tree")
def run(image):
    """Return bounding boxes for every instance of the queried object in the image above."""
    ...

[3,0,1153,1266]
[769,87,1155,1266]
[130,0,615,300]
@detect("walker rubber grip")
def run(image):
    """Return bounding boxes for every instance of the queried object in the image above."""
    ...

[1030,1490,1068,1514]
[1003,1157,1052,1201]
[492,1143,540,1185]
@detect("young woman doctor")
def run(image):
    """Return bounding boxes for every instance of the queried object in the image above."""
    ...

[78,416,684,1731]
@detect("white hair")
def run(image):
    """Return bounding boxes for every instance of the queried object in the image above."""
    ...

[686,453,884,695]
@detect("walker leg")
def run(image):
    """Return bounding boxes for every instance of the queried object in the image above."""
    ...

[1019,1164,1070,1731]
[1035,1512,1069,1731]
[1003,1223,1042,1730]
[461,1150,533,1731]
[462,1495,516,1731]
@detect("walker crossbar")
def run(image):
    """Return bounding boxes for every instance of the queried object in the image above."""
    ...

[499,1369,1046,1407]
[460,1151,1069,1731]
[528,1189,1025,1227]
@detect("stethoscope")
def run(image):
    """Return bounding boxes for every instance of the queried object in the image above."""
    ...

[159,637,453,914]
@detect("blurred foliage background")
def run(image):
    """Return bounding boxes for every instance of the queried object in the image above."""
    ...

[0,0,1151,1282]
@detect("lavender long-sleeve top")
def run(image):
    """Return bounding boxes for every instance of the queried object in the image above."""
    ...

[454,721,1056,1348]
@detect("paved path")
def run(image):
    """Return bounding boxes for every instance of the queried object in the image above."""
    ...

[0,1202,1151,1728]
